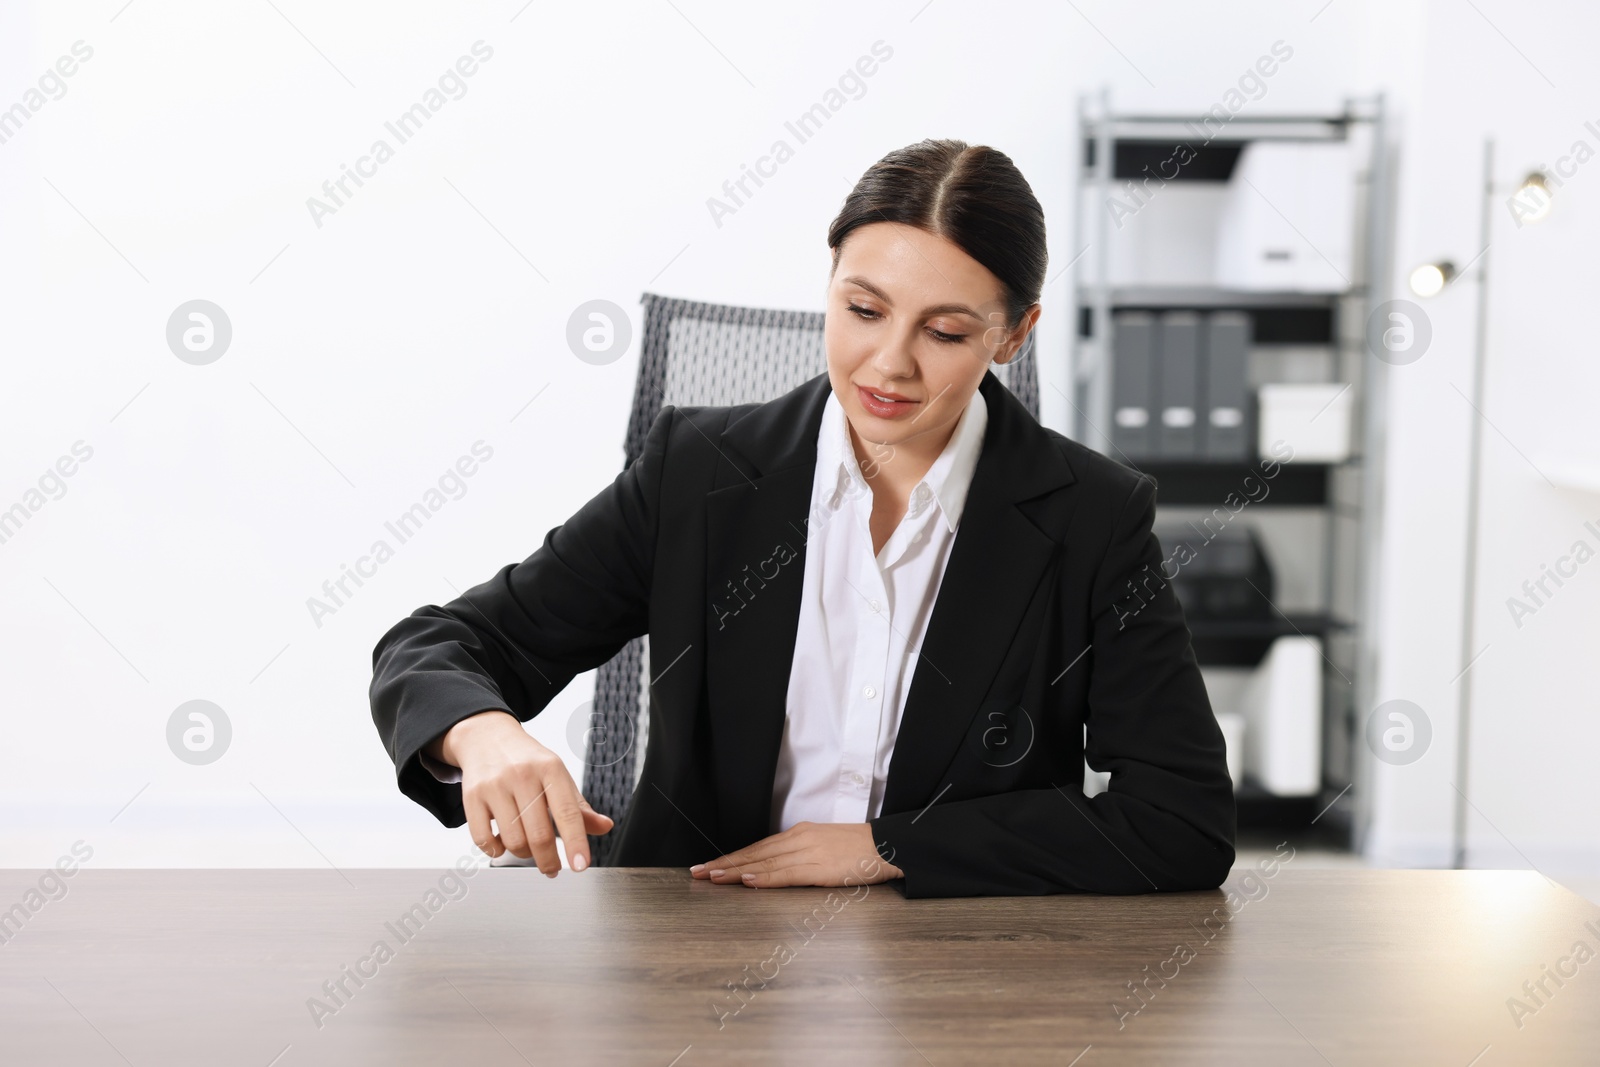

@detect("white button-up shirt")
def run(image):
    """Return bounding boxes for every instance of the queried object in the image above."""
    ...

[768,384,988,833]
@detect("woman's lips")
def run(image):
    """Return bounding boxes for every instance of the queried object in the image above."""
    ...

[857,385,920,418]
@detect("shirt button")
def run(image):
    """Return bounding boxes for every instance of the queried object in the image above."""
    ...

[869,599,881,613]
[850,772,866,786]
[863,685,876,699]
[911,532,922,543]
[915,485,931,503]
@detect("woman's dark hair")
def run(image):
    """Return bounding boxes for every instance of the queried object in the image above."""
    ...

[827,138,1047,330]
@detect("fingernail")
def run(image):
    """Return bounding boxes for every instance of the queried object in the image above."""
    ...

[573,854,588,872]
[690,864,706,875]
[709,869,724,878]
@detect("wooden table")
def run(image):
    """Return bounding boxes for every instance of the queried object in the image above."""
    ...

[2,866,1597,1064]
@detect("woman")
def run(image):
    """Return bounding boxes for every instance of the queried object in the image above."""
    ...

[369,139,1235,899]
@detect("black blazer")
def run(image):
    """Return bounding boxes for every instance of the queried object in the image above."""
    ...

[370,368,1236,898]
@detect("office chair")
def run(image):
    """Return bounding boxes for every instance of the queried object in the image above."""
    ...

[582,291,1040,865]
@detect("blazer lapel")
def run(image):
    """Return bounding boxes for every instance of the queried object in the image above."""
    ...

[703,373,832,847]
[701,369,1077,844]
[879,370,1077,816]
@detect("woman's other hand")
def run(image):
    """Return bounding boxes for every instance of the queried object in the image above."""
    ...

[690,822,903,888]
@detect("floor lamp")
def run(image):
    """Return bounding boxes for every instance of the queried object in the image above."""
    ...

[1452,140,1494,872]
[1423,139,1554,870]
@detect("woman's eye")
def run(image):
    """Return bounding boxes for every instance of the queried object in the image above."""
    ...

[848,303,966,345]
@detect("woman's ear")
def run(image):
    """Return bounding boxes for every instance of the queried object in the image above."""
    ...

[999,304,1043,363]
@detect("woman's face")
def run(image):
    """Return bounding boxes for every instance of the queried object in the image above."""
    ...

[824,221,1038,470]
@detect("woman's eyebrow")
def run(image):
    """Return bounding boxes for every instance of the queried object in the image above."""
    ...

[841,275,982,320]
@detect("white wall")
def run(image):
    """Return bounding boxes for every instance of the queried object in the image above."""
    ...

[1361,0,1600,877]
[10,0,1589,874]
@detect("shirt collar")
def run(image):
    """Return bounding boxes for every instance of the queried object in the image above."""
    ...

[818,384,988,534]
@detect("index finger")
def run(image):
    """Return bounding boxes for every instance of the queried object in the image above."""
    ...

[543,767,593,872]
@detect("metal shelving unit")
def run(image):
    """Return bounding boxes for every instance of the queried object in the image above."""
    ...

[1070,89,1395,844]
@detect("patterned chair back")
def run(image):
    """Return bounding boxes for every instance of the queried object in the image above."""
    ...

[583,291,1040,864]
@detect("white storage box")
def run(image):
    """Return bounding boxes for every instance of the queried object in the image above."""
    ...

[1240,636,1322,796]
[1214,140,1355,292]
[1257,382,1353,462]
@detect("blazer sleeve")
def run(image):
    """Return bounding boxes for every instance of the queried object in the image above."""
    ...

[869,474,1237,898]
[369,406,677,828]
